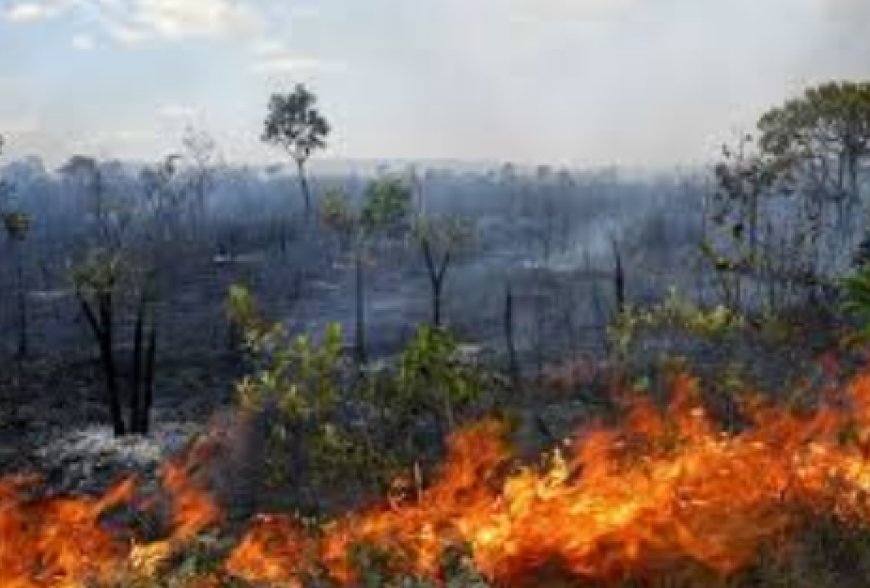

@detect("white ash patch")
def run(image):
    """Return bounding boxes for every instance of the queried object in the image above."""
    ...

[35,421,203,493]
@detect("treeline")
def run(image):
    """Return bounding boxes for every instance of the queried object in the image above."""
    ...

[0,80,868,442]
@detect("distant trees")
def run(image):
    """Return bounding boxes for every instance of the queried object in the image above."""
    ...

[140,154,186,241]
[59,155,129,246]
[320,177,412,363]
[0,134,32,359]
[181,126,219,236]
[262,84,330,218]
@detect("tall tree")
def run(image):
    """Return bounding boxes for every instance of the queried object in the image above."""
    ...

[707,134,792,309]
[262,84,330,218]
[413,214,474,328]
[704,81,870,309]
[758,81,870,243]
[320,177,411,364]
[759,81,870,202]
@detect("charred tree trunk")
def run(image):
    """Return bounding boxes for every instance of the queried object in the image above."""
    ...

[79,286,157,437]
[130,298,144,432]
[98,293,124,436]
[354,251,367,365]
[432,279,444,328]
[80,292,125,436]
[14,241,28,360]
[846,147,860,206]
[295,159,312,219]
[129,290,157,435]
[141,322,157,434]
[421,239,450,328]
[612,239,626,316]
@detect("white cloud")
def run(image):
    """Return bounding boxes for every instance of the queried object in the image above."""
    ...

[72,33,95,50]
[2,1,66,23]
[5,0,265,45]
[129,0,262,41]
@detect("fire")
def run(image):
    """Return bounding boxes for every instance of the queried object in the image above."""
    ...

[0,475,135,587]
[11,368,870,586]
[226,372,870,586]
[129,452,222,576]
[0,434,221,587]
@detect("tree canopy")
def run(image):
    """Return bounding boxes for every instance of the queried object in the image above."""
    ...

[758,80,870,200]
[262,84,330,165]
[262,84,330,217]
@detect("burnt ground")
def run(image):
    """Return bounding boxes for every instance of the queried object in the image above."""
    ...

[0,351,239,490]
[0,230,860,523]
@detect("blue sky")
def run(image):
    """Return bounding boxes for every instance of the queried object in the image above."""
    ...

[0,0,868,168]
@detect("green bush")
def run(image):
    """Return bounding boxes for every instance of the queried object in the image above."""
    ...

[396,325,484,430]
[227,286,488,512]
[842,263,870,339]
[608,288,744,358]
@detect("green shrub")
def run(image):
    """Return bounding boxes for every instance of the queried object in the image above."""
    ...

[396,325,484,430]
[227,287,488,512]
[609,288,744,358]
[842,263,870,339]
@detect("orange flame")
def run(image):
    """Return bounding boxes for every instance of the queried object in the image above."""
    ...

[0,475,135,587]
[0,434,221,587]
[11,368,870,586]
[226,372,870,586]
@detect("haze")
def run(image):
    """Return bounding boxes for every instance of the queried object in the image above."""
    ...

[1,0,868,167]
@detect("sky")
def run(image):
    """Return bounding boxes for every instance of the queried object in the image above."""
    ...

[0,0,868,169]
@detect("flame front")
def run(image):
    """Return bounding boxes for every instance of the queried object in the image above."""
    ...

[12,370,870,586]
[0,475,135,587]
[227,372,870,586]
[0,436,220,587]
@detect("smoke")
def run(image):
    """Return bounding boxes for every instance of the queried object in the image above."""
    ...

[508,0,639,23]
[810,0,870,79]
[822,0,870,22]
[2,0,868,167]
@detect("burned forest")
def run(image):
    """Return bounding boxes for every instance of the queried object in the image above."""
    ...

[3,2,870,587]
